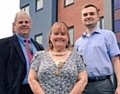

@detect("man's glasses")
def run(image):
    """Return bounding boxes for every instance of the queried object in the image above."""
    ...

[56,62,65,76]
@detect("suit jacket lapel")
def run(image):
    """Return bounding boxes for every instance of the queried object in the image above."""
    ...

[31,38,41,51]
[13,35,26,63]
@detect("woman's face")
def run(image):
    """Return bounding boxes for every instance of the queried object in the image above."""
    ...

[50,23,69,49]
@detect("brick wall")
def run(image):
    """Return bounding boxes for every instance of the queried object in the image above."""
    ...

[58,0,104,41]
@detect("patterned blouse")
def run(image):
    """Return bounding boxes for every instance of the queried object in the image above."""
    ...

[31,50,86,94]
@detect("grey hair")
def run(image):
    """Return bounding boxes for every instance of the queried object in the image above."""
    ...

[14,10,32,23]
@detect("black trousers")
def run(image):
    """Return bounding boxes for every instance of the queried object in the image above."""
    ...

[20,84,33,94]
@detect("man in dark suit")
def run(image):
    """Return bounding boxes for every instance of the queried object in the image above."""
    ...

[0,11,44,94]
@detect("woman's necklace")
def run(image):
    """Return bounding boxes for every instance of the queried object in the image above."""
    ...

[50,49,68,56]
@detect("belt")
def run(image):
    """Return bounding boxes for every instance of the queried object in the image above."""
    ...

[88,75,110,82]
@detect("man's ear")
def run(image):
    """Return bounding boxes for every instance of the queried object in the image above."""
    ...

[12,22,16,33]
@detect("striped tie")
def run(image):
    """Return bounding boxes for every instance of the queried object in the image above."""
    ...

[24,39,33,62]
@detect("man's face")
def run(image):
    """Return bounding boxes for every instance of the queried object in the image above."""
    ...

[14,15,32,38]
[81,7,99,28]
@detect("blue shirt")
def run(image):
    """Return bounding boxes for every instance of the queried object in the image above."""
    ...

[75,28,120,77]
[16,33,38,84]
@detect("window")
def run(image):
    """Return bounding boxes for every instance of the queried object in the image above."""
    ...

[69,26,74,46]
[21,5,29,13]
[35,33,43,44]
[98,17,104,29]
[36,0,43,10]
[65,0,74,6]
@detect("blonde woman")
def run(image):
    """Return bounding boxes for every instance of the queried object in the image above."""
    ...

[28,21,87,94]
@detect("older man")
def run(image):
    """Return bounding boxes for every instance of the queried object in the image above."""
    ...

[0,11,44,94]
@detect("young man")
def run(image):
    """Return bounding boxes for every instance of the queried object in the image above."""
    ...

[75,4,120,94]
[0,11,44,94]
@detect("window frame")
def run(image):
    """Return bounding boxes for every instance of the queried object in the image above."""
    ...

[21,4,29,13]
[68,26,74,46]
[36,0,43,11]
[35,33,43,44]
[98,16,104,29]
[64,0,74,7]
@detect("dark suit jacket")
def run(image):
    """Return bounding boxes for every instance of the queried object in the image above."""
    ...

[0,34,44,94]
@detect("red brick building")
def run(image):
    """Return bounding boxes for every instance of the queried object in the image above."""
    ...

[58,0,104,43]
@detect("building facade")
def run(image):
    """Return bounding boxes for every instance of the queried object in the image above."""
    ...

[114,0,120,48]
[19,0,120,48]
[20,0,104,48]
[20,0,58,48]
[58,0,104,46]
[112,0,120,88]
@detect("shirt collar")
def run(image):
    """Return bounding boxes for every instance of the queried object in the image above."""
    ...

[82,27,101,38]
[15,33,31,42]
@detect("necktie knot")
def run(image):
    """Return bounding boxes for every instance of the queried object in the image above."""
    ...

[24,39,30,43]
[24,39,31,50]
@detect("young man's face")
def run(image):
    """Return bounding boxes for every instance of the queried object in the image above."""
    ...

[81,7,100,28]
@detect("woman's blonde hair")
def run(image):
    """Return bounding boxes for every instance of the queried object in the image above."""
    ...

[47,21,73,51]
